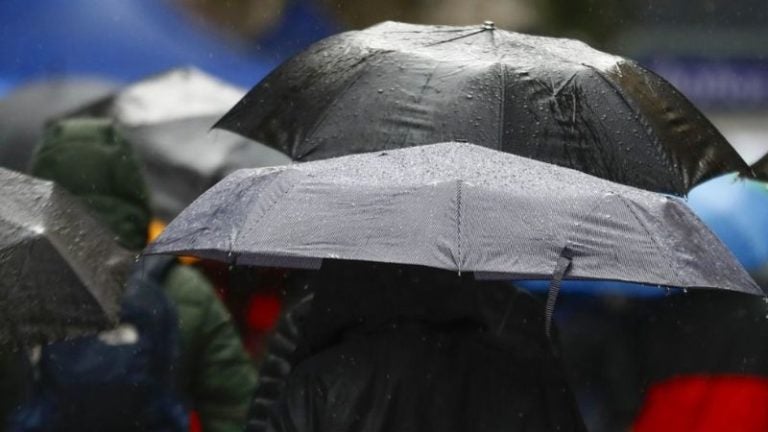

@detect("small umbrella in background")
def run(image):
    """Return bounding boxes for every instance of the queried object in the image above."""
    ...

[147,142,761,320]
[0,78,118,172]
[67,67,290,220]
[0,168,132,349]
[216,21,750,195]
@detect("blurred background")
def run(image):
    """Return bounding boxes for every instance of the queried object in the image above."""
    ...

[1,0,765,161]
[1,2,767,431]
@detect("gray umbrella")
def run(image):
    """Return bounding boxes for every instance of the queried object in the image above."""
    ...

[147,142,760,301]
[66,67,290,220]
[0,168,132,348]
[119,115,289,220]
[0,78,117,172]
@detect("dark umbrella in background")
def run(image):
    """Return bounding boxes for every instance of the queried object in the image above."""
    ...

[215,21,751,195]
[0,168,132,348]
[67,67,290,220]
[147,142,761,310]
[0,78,117,172]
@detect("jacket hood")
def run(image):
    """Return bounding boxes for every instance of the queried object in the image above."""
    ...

[30,117,151,250]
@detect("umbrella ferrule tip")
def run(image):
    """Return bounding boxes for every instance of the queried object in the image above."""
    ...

[482,21,496,30]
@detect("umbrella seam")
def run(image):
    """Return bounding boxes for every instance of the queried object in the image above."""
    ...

[615,194,681,280]
[497,63,506,150]
[399,63,440,146]
[456,179,462,273]
[240,170,302,252]
[574,82,624,182]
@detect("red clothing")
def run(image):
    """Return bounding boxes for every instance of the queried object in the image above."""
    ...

[634,375,768,431]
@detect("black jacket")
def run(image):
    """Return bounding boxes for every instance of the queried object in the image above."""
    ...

[252,261,586,432]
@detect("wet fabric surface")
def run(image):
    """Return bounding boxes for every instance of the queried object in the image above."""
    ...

[148,142,760,295]
[216,21,750,194]
[0,168,131,348]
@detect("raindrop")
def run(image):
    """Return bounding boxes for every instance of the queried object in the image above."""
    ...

[377,88,383,94]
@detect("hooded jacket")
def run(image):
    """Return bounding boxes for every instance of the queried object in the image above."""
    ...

[258,261,586,432]
[29,118,256,432]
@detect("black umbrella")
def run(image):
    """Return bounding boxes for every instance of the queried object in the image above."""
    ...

[0,78,117,172]
[752,153,768,182]
[67,67,289,220]
[0,168,132,348]
[147,142,760,304]
[215,21,750,195]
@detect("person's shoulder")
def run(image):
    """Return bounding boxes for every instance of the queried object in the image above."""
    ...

[162,264,216,303]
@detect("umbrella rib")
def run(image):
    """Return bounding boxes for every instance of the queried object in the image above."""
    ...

[572,84,623,181]
[424,28,488,47]
[399,63,440,146]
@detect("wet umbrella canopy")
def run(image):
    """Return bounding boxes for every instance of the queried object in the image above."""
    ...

[147,142,760,296]
[0,168,132,348]
[67,67,289,220]
[216,21,750,195]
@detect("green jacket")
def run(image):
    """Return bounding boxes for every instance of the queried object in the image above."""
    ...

[30,117,256,432]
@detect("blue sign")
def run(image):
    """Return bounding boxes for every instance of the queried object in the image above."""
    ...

[643,57,768,110]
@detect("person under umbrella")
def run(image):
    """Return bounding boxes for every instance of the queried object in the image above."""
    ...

[147,142,763,431]
[628,171,768,431]
[633,290,768,432]
[265,261,586,432]
[12,118,257,432]
[0,167,131,428]
[64,67,289,221]
[0,168,131,348]
[65,67,294,366]
[215,21,751,195]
